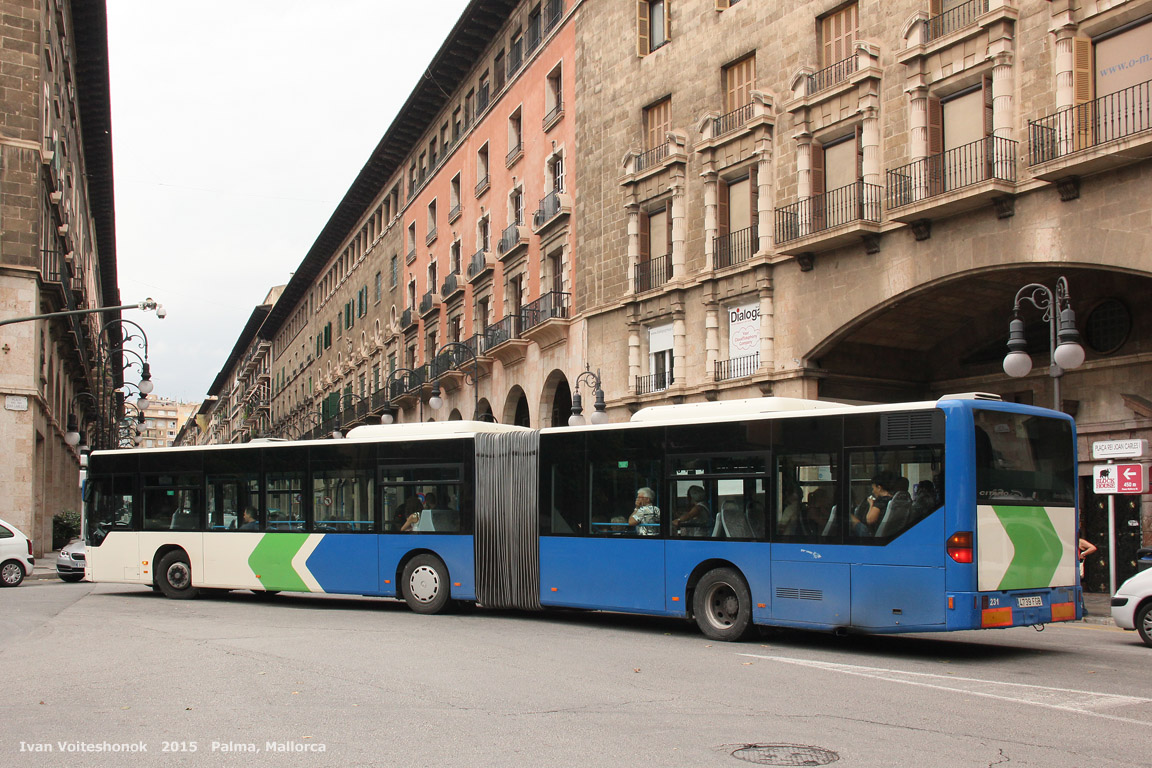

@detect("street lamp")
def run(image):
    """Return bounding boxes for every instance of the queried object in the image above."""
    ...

[427,342,481,420]
[569,367,609,426]
[1003,276,1085,411]
[379,367,421,425]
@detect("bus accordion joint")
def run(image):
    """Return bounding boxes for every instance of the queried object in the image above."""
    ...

[946,531,973,563]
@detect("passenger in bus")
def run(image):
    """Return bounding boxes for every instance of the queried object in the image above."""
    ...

[672,485,710,536]
[776,482,803,536]
[400,496,424,532]
[850,471,896,536]
[801,488,834,537]
[239,507,259,531]
[628,487,661,535]
[912,480,938,519]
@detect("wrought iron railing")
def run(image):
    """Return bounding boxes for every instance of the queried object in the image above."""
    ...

[1028,78,1152,164]
[522,291,570,332]
[635,142,669,173]
[40,248,64,283]
[475,173,490,196]
[714,102,754,137]
[775,181,881,243]
[714,225,758,269]
[462,331,492,359]
[544,0,563,32]
[400,308,415,329]
[886,135,1016,208]
[715,353,759,382]
[468,249,490,279]
[477,83,490,114]
[507,41,523,78]
[441,271,461,297]
[533,190,565,228]
[635,253,672,293]
[485,314,520,349]
[505,141,523,165]
[635,371,673,395]
[543,101,563,127]
[807,54,857,95]
[924,0,988,42]
[498,222,524,255]
[419,291,436,315]
[448,202,461,221]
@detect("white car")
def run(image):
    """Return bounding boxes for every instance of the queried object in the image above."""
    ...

[0,517,35,587]
[56,538,86,582]
[1111,563,1152,647]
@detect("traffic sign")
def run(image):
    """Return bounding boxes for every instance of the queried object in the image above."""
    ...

[1094,463,1147,494]
[1092,439,1148,460]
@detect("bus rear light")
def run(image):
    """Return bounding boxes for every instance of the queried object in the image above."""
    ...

[1051,602,1076,622]
[947,531,973,563]
[981,607,1013,627]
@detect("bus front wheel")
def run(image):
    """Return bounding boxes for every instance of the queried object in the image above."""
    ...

[156,551,200,600]
[693,567,753,641]
[402,554,451,615]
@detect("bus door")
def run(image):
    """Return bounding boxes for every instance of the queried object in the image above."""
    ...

[770,449,852,627]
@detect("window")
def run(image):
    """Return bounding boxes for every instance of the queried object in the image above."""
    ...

[527,4,542,52]
[478,215,491,252]
[374,271,382,303]
[669,454,767,539]
[452,107,462,142]
[450,173,461,216]
[494,49,506,92]
[206,473,259,531]
[820,3,857,66]
[427,199,438,243]
[510,187,524,225]
[637,0,670,56]
[974,410,1072,507]
[407,223,417,259]
[550,153,565,192]
[428,261,438,296]
[649,323,674,390]
[478,70,491,111]
[716,168,757,266]
[143,474,202,531]
[545,63,563,125]
[313,465,375,532]
[476,143,490,193]
[429,138,438,169]
[465,89,475,127]
[450,239,462,274]
[847,447,944,540]
[510,28,524,75]
[722,54,755,113]
[644,97,671,150]
[546,248,564,294]
[639,203,671,262]
[380,465,466,534]
[390,255,398,288]
[507,108,523,161]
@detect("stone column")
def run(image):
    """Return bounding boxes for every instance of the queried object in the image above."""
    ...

[628,325,641,394]
[759,286,774,375]
[795,133,812,236]
[701,166,718,269]
[907,85,929,201]
[672,315,686,387]
[991,51,1015,177]
[670,171,686,280]
[625,202,640,297]
[860,104,881,215]
[756,142,773,253]
[705,303,720,382]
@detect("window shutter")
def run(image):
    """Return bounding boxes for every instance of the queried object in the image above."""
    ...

[747,164,758,224]
[927,97,944,195]
[1072,37,1094,150]
[718,178,730,237]
[855,124,864,180]
[982,76,994,137]
[639,210,651,260]
[637,1,650,56]
[810,142,825,198]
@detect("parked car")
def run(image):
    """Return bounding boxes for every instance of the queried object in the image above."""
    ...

[1111,564,1152,647]
[56,538,86,582]
[0,517,35,587]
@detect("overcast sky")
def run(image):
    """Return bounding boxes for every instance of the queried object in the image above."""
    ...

[105,1,472,402]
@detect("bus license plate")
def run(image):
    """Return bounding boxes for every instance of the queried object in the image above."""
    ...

[1017,596,1043,608]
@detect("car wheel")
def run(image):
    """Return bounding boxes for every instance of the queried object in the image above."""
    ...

[402,554,451,614]
[1,560,25,587]
[693,567,754,641]
[59,573,85,583]
[156,551,199,600]
[1136,602,1152,648]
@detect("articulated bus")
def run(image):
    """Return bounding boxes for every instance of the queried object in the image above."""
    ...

[84,394,1081,641]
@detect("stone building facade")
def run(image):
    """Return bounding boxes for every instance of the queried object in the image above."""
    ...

[0,0,117,555]
[201,0,1150,575]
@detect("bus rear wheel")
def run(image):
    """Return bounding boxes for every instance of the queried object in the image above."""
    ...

[693,567,753,641]
[156,551,200,600]
[402,554,451,615]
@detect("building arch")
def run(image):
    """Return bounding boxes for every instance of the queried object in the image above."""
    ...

[503,385,531,427]
[539,369,572,428]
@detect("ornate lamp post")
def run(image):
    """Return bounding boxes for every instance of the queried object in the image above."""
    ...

[427,342,481,420]
[379,367,422,425]
[569,367,608,426]
[1002,276,1085,412]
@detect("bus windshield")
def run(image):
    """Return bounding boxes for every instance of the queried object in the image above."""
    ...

[974,409,1075,505]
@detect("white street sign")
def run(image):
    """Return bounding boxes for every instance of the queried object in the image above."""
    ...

[1092,439,1148,460]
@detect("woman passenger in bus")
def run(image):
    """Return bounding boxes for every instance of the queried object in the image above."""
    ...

[672,485,710,536]
[628,487,661,535]
[850,471,895,537]
[399,495,424,532]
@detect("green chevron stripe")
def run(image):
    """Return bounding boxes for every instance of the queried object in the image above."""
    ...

[991,505,1063,590]
[247,534,309,591]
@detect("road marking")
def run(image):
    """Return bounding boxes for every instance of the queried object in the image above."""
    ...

[740,653,1152,726]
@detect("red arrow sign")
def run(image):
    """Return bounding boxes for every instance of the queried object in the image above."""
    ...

[1116,463,1147,494]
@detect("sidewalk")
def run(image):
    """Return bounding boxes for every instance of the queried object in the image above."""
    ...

[24,552,1118,626]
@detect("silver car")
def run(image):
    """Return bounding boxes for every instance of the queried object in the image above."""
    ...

[56,538,87,582]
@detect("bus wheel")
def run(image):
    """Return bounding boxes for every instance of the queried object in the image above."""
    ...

[693,567,753,641]
[156,551,200,600]
[402,554,450,615]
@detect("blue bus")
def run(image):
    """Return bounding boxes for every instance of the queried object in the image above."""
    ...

[84,394,1081,640]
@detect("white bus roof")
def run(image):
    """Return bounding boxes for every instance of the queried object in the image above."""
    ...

[344,421,529,440]
[628,397,845,423]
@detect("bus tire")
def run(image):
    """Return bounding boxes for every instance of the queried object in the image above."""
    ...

[693,567,753,641]
[156,551,200,600]
[402,554,450,615]
[1136,602,1152,648]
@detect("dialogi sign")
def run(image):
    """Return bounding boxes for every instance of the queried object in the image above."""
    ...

[1093,463,1147,494]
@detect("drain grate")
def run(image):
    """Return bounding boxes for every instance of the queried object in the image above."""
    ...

[730,744,839,766]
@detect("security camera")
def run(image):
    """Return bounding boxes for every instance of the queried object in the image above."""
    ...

[156,305,168,319]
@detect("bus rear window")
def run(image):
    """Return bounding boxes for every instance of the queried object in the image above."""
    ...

[974,410,1075,505]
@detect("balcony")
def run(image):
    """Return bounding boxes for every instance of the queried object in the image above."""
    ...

[477,84,490,114]
[467,248,495,283]
[475,173,490,197]
[441,271,464,300]
[713,102,755,139]
[774,181,882,255]
[807,55,857,96]
[635,371,673,395]
[543,101,563,131]
[400,308,416,331]
[425,226,438,246]
[713,225,758,270]
[886,135,1016,222]
[484,314,529,367]
[448,202,461,223]
[497,222,529,260]
[923,0,988,43]
[635,143,669,174]
[543,0,563,32]
[715,353,759,382]
[406,247,416,264]
[419,290,440,318]
[635,253,672,294]
[505,140,523,168]
[1028,79,1152,181]
[521,291,571,349]
[531,190,571,234]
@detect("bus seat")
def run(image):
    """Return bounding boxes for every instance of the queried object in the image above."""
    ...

[876,496,912,538]
[431,509,459,531]
[822,505,838,537]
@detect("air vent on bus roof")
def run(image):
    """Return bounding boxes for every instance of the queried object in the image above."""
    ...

[938,392,1003,401]
[881,412,943,444]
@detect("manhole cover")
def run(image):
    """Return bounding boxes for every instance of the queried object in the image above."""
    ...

[730,744,839,766]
